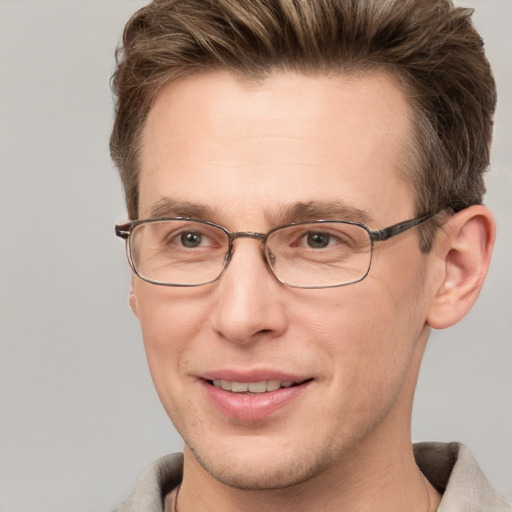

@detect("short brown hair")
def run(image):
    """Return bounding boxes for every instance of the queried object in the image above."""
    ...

[110,0,496,250]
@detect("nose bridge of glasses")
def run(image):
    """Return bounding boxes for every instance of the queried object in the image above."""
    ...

[225,231,272,269]
[229,231,267,242]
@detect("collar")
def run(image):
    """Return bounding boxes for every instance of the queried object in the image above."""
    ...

[116,443,511,512]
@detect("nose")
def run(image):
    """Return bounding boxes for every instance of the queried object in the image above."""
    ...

[211,239,288,345]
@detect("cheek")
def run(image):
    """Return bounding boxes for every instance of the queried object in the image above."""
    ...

[372,236,430,306]
[299,264,426,384]
[133,283,209,382]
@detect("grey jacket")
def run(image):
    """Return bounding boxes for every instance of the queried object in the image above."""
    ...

[115,442,511,511]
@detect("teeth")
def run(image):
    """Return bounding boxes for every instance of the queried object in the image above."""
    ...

[248,381,267,393]
[266,379,281,392]
[212,379,297,393]
[231,382,248,392]
[220,380,231,391]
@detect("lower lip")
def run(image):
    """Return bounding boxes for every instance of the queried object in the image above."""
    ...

[201,380,311,421]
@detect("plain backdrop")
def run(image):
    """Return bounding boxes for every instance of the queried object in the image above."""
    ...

[0,1,510,511]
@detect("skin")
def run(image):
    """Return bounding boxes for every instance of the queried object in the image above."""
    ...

[129,70,495,512]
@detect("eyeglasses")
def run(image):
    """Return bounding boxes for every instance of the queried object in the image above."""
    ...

[115,214,433,289]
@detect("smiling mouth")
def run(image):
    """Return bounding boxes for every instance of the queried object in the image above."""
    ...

[208,379,308,394]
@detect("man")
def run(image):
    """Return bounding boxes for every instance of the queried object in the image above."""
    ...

[110,0,510,510]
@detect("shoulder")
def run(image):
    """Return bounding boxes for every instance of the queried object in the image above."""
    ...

[114,453,183,512]
[414,442,512,512]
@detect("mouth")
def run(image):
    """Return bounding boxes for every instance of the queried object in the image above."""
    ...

[200,375,313,420]
[208,378,306,394]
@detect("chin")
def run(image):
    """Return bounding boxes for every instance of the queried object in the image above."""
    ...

[188,439,339,491]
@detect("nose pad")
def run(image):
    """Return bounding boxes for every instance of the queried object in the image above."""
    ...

[265,247,277,270]
[259,244,280,282]
[223,247,233,266]
[264,244,274,259]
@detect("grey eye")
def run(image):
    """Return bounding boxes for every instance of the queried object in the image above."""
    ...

[180,232,203,247]
[306,232,331,248]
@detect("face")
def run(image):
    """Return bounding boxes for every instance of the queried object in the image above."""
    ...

[132,70,434,489]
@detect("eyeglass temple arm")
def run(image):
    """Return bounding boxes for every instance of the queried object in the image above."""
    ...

[115,223,131,239]
[114,216,434,243]
[369,214,434,242]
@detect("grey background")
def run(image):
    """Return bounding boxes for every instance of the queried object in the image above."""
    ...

[0,1,510,511]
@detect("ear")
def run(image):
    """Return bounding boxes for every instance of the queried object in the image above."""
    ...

[129,279,139,317]
[427,205,495,330]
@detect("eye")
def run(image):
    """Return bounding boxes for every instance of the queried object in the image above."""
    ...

[179,231,204,248]
[158,223,223,250]
[305,232,333,249]
[276,224,355,251]
[168,223,228,251]
[299,229,350,249]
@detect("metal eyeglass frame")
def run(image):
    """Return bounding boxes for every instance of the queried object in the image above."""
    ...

[115,213,434,289]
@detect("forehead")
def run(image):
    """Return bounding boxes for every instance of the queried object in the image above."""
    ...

[138,70,415,225]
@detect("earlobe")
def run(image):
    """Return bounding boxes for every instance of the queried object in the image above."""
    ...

[129,288,139,317]
[426,205,495,330]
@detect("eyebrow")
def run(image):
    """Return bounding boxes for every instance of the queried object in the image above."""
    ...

[147,198,374,227]
[148,198,214,219]
[272,200,375,226]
